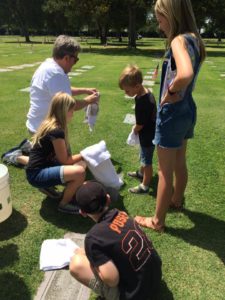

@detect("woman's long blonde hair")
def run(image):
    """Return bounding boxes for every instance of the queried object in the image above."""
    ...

[155,0,206,62]
[32,92,76,148]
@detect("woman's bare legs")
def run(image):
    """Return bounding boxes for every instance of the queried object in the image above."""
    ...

[135,147,176,230]
[153,146,176,227]
[135,140,189,230]
[171,140,188,206]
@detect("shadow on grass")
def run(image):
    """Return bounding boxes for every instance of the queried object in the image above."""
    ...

[167,209,225,264]
[5,40,54,45]
[205,50,225,58]
[0,209,28,241]
[39,190,127,232]
[0,272,31,300]
[0,244,19,268]
[160,280,174,300]
[82,47,164,58]
[39,197,93,232]
[149,174,159,198]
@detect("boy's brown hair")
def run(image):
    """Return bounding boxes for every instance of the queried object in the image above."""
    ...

[119,65,143,89]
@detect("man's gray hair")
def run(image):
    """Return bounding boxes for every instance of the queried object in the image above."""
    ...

[52,35,81,59]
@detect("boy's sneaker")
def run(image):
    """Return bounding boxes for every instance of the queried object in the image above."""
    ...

[127,170,143,180]
[38,187,63,200]
[128,184,149,194]
[58,203,80,215]
[20,139,32,154]
[2,149,23,167]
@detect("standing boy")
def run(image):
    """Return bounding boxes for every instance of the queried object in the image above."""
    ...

[119,65,156,194]
[70,181,162,300]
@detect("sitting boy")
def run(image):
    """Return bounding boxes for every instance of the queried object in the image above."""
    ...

[69,181,162,300]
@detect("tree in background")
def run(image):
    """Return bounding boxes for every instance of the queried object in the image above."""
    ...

[193,0,225,41]
[110,0,128,42]
[43,0,73,35]
[124,0,152,48]
[0,0,224,43]
[0,0,45,42]
[205,0,225,41]
[44,0,153,46]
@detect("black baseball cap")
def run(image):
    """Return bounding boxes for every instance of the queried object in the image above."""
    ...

[76,181,107,213]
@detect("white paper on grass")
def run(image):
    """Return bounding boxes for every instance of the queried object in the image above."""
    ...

[143,80,155,86]
[124,95,135,99]
[123,114,136,125]
[20,64,36,68]
[0,68,12,72]
[81,65,95,69]
[8,66,25,70]
[69,72,82,76]
[20,87,30,92]
[75,69,87,72]
[144,75,153,79]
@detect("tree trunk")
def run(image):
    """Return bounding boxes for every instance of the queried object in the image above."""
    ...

[25,34,31,43]
[98,23,108,45]
[100,34,107,45]
[20,26,30,43]
[128,6,136,48]
[117,31,122,42]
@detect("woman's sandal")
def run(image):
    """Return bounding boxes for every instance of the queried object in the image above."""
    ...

[134,216,165,233]
[169,199,185,211]
[169,203,183,211]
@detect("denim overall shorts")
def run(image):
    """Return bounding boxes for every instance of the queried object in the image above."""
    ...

[153,34,201,148]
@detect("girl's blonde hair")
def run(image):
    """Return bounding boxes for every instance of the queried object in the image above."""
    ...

[32,92,76,148]
[155,0,205,62]
[119,64,143,89]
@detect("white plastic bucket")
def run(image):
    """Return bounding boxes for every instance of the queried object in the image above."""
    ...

[0,164,12,222]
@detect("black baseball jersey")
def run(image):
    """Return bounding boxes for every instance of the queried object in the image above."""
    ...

[135,91,156,147]
[85,209,162,300]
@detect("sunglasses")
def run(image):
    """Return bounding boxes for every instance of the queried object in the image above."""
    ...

[70,55,79,62]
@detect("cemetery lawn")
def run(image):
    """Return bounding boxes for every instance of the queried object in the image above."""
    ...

[0,36,225,300]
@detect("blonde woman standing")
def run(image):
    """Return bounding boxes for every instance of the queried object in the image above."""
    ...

[26,92,94,214]
[135,0,205,231]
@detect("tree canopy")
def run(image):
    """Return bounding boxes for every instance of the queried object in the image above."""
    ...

[0,0,224,43]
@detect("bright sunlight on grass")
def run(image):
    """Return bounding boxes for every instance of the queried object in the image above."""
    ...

[0,36,225,300]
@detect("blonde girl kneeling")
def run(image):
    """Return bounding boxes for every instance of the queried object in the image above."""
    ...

[26,92,87,214]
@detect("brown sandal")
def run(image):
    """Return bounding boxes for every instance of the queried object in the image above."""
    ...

[169,199,185,211]
[169,203,183,211]
[134,216,165,233]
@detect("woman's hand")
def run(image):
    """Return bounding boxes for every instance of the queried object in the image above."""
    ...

[160,90,181,107]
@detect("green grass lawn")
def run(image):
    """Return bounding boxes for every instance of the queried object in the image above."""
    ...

[0,36,225,300]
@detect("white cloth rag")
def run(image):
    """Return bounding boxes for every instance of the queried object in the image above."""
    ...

[126,130,140,146]
[39,238,79,271]
[80,140,111,167]
[81,140,124,189]
[87,103,99,132]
